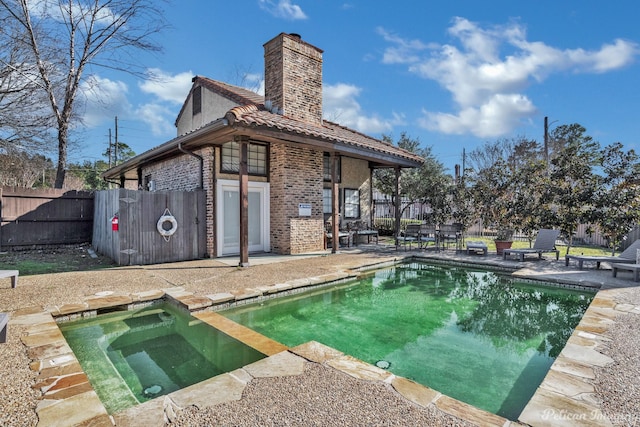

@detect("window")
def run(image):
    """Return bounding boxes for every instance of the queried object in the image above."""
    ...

[221,141,268,175]
[344,189,360,219]
[323,153,341,182]
[323,188,332,214]
[192,86,202,115]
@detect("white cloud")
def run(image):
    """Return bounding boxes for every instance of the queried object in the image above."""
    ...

[381,17,639,138]
[419,93,536,138]
[135,103,176,137]
[258,0,307,20]
[376,27,430,65]
[79,69,191,139]
[323,83,405,134]
[243,73,265,95]
[79,75,131,128]
[139,69,193,104]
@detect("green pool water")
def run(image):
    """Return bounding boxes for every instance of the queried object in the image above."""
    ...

[59,302,266,414]
[222,261,594,420]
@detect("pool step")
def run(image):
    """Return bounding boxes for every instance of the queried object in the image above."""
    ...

[193,312,288,356]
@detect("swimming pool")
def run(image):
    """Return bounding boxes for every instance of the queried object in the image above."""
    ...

[59,301,266,414]
[222,261,594,420]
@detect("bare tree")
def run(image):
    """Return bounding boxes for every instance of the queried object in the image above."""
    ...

[0,0,167,188]
[0,15,53,153]
[0,147,53,187]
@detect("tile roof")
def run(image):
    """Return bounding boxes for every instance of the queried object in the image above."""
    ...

[196,76,265,106]
[226,104,424,165]
[188,76,422,165]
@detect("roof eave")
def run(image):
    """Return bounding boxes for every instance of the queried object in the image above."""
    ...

[231,124,424,168]
[102,118,229,180]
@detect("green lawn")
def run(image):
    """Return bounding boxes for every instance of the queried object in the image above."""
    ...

[380,235,613,256]
[466,237,612,256]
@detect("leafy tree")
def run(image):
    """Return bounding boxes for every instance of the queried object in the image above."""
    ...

[373,132,449,226]
[547,124,600,254]
[592,142,640,254]
[507,139,554,243]
[66,142,135,189]
[468,137,557,243]
[104,141,136,166]
[450,174,476,236]
[0,0,167,188]
[467,139,521,236]
[66,160,107,190]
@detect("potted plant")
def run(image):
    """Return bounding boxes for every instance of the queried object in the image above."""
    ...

[494,227,514,255]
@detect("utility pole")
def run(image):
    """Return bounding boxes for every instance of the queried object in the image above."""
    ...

[114,116,119,166]
[544,116,549,170]
[108,129,112,168]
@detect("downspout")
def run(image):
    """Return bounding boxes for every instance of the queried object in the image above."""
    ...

[178,142,204,189]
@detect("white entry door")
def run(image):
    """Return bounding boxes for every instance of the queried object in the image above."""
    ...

[216,180,270,256]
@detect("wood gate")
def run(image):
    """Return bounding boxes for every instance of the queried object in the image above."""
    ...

[93,189,206,266]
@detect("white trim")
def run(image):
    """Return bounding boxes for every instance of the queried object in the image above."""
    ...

[216,179,270,256]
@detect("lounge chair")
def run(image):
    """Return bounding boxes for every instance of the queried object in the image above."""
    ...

[565,239,640,270]
[0,270,19,288]
[503,229,560,261]
[0,312,8,343]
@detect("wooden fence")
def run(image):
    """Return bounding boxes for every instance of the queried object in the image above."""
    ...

[0,186,94,250]
[93,189,207,266]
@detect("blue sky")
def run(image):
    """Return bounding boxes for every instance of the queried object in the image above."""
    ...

[75,0,640,173]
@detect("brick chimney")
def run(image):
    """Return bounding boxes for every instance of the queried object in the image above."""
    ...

[263,33,323,126]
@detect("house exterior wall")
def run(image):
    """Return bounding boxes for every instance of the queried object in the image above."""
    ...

[340,156,372,226]
[269,143,325,254]
[176,89,240,136]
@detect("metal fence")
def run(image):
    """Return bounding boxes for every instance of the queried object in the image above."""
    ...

[373,195,620,248]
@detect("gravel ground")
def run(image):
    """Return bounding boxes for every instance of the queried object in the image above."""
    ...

[0,324,40,427]
[593,287,640,427]
[1,248,639,426]
[170,363,475,427]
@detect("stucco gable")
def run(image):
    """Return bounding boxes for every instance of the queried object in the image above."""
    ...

[174,76,265,135]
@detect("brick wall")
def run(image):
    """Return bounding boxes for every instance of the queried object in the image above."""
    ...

[264,33,323,126]
[142,154,201,191]
[270,143,325,254]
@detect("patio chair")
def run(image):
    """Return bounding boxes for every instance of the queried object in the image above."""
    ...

[350,221,379,245]
[418,224,438,249]
[438,223,462,251]
[503,229,560,261]
[565,239,640,269]
[397,224,420,250]
[325,221,352,249]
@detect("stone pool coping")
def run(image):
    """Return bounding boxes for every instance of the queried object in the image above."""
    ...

[11,254,636,426]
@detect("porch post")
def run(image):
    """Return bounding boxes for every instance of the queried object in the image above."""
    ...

[331,152,339,254]
[237,136,250,267]
[394,166,401,248]
[369,166,374,228]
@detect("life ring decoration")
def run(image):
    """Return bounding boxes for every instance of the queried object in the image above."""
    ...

[157,208,178,241]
